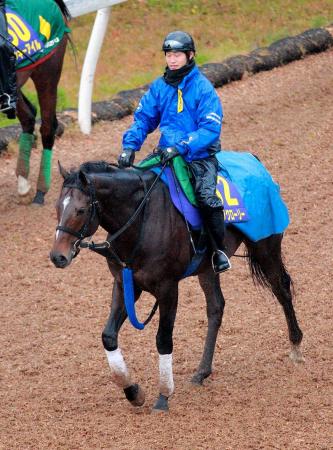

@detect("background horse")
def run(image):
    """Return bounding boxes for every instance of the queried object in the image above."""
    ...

[50,160,304,412]
[7,0,71,205]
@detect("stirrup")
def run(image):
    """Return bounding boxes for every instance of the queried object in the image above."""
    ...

[0,93,16,118]
[212,250,231,274]
[0,93,11,112]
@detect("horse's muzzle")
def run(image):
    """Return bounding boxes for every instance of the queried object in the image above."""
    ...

[50,251,70,268]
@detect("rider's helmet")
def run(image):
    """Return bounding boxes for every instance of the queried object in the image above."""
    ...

[162,31,196,53]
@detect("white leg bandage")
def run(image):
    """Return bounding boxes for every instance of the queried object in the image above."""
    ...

[159,353,174,397]
[17,175,31,196]
[105,348,131,388]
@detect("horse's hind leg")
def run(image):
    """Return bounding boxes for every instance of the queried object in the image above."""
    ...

[15,89,37,198]
[102,279,145,407]
[247,234,304,362]
[191,268,225,385]
[30,38,67,205]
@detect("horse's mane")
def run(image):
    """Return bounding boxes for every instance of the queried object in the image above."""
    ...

[79,161,118,175]
[63,161,118,188]
[54,0,71,21]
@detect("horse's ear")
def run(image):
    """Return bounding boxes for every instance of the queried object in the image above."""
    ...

[58,161,69,179]
[79,170,90,188]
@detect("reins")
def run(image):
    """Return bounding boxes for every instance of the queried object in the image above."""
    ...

[56,164,168,329]
[78,163,168,260]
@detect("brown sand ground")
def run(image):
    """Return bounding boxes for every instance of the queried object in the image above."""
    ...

[0,49,332,450]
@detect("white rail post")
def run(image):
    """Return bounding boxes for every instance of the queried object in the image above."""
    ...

[64,0,126,134]
[78,8,111,134]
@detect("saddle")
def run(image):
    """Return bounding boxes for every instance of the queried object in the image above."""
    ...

[137,150,290,243]
[137,153,249,230]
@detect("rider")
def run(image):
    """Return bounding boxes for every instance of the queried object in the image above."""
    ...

[0,0,17,119]
[118,30,231,274]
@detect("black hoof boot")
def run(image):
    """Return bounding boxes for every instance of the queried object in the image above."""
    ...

[123,383,145,407]
[212,250,231,274]
[32,190,45,206]
[152,394,169,412]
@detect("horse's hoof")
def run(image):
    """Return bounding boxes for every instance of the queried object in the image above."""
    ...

[17,175,31,196]
[152,394,169,413]
[190,374,204,386]
[124,384,145,407]
[32,190,45,206]
[190,369,211,386]
[289,345,305,363]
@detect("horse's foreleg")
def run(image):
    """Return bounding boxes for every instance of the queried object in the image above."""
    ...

[152,282,178,412]
[102,280,145,407]
[15,90,36,196]
[191,269,225,385]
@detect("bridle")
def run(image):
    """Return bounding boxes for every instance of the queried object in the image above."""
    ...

[56,181,100,254]
[55,165,167,263]
[54,163,172,329]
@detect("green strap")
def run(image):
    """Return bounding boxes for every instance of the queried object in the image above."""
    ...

[37,148,52,193]
[172,156,197,206]
[137,154,197,206]
[16,132,35,178]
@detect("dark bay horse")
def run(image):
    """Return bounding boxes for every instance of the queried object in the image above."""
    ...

[5,0,71,205]
[50,160,304,412]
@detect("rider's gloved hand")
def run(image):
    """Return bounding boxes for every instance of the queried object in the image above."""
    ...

[159,147,179,165]
[118,149,135,168]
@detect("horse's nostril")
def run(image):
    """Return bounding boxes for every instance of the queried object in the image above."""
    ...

[50,252,68,268]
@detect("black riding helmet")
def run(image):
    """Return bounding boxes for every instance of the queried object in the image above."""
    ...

[162,31,196,53]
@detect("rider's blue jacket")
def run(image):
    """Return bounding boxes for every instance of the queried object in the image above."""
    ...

[122,65,223,162]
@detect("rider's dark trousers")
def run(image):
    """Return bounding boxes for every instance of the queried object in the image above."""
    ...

[189,155,226,251]
[189,156,222,209]
[0,2,17,110]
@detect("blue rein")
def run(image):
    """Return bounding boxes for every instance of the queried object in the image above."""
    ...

[122,267,145,330]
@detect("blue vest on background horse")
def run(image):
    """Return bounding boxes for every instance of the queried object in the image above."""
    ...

[5,0,70,70]
[0,0,69,119]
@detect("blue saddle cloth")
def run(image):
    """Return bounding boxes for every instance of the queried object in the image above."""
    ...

[154,151,289,242]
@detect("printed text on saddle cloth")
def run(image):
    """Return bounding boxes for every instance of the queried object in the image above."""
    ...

[216,176,249,222]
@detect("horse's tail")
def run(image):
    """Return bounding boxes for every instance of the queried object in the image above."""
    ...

[53,0,78,68]
[244,234,294,295]
[54,0,71,21]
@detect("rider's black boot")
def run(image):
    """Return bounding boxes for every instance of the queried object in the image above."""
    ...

[203,207,231,274]
[1,53,17,119]
[0,11,17,119]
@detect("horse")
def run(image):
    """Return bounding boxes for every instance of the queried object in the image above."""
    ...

[50,160,304,412]
[3,0,71,205]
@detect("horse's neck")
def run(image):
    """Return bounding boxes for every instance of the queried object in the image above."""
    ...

[95,169,188,267]
[96,170,153,234]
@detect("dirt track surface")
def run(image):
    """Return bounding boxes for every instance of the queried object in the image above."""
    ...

[1,49,332,450]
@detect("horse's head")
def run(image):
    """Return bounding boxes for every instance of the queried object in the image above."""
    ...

[50,162,99,268]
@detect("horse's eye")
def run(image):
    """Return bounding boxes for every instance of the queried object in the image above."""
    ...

[77,208,86,216]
